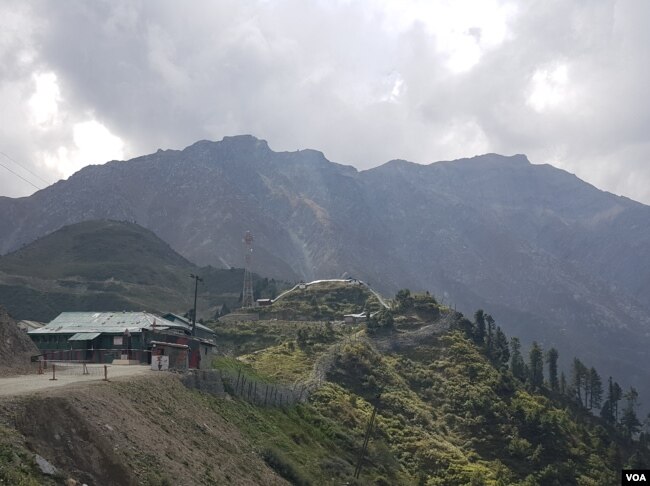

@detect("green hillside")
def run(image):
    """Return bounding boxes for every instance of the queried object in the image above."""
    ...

[0,220,285,321]
[0,219,192,284]
[205,288,650,485]
[1,282,648,484]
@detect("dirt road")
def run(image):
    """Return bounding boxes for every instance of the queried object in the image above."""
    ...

[0,364,153,397]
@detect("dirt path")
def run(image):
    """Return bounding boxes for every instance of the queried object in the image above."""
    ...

[272,278,390,308]
[0,364,153,397]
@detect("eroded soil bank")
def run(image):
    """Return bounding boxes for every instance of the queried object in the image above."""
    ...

[0,373,287,485]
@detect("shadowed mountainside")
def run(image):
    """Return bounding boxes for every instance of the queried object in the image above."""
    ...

[0,219,284,321]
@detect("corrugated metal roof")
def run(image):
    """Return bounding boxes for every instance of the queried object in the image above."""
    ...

[28,312,186,335]
[162,313,190,324]
[195,323,214,333]
[161,313,214,334]
[18,320,44,331]
[68,332,101,341]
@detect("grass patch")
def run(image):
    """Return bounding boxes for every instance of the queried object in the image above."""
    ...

[0,424,57,486]
[262,447,311,486]
[240,345,316,382]
[212,356,277,384]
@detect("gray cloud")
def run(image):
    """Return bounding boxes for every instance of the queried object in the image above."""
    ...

[0,0,649,203]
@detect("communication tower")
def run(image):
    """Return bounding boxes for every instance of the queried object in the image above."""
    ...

[241,231,255,307]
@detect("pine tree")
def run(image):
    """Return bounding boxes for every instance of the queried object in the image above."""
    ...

[546,347,559,392]
[612,381,623,422]
[485,313,495,353]
[560,372,567,395]
[621,387,641,438]
[588,367,603,410]
[456,317,474,339]
[601,400,613,423]
[493,326,510,368]
[474,309,486,344]
[571,358,588,407]
[601,377,623,423]
[395,289,413,310]
[509,337,526,382]
[641,413,650,448]
[528,342,544,389]
[601,377,615,423]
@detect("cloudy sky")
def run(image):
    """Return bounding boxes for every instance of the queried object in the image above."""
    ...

[1,0,649,203]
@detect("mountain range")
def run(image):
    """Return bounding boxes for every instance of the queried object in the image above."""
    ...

[1,134,649,401]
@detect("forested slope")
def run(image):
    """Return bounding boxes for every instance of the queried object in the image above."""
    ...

[205,289,650,484]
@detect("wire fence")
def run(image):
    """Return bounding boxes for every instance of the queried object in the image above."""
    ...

[40,362,108,376]
[181,370,225,397]
[219,368,308,407]
[179,368,308,407]
[183,337,355,408]
[29,360,112,380]
[204,331,368,408]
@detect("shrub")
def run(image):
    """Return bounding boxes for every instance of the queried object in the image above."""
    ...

[261,447,310,486]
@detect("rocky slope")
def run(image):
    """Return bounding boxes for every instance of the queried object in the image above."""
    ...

[0,306,38,376]
[0,374,288,485]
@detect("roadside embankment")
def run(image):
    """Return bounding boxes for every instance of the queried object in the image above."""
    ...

[0,373,288,485]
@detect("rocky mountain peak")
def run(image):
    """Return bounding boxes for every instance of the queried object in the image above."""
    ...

[434,152,531,169]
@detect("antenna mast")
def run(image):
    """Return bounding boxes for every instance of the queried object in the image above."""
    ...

[241,231,255,308]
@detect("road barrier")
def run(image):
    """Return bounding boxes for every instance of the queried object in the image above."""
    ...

[32,348,151,364]
[32,361,111,377]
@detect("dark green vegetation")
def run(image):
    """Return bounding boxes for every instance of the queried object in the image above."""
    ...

[0,220,286,321]
[210,319,341,359]
[206,286,650,485]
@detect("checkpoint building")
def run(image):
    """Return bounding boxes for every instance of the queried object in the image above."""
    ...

[28,311,216,369]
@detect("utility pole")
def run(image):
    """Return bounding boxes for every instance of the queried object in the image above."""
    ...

[189,274,203,336]
[354,397,380,480]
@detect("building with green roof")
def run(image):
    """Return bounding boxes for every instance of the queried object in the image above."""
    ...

[29,311,216,368]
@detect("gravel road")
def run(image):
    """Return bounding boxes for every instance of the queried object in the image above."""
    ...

[0,364,153,397]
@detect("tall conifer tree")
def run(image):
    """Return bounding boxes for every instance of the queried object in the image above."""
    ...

[528,342,544,389]
[510,337,526,382]
[546,347,559,392]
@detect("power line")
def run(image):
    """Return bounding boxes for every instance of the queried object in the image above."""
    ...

[0,161,43,191]
[0,151,53,185]
[354,402,378,479]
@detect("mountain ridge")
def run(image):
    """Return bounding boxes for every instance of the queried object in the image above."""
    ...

[1,135,649,406]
